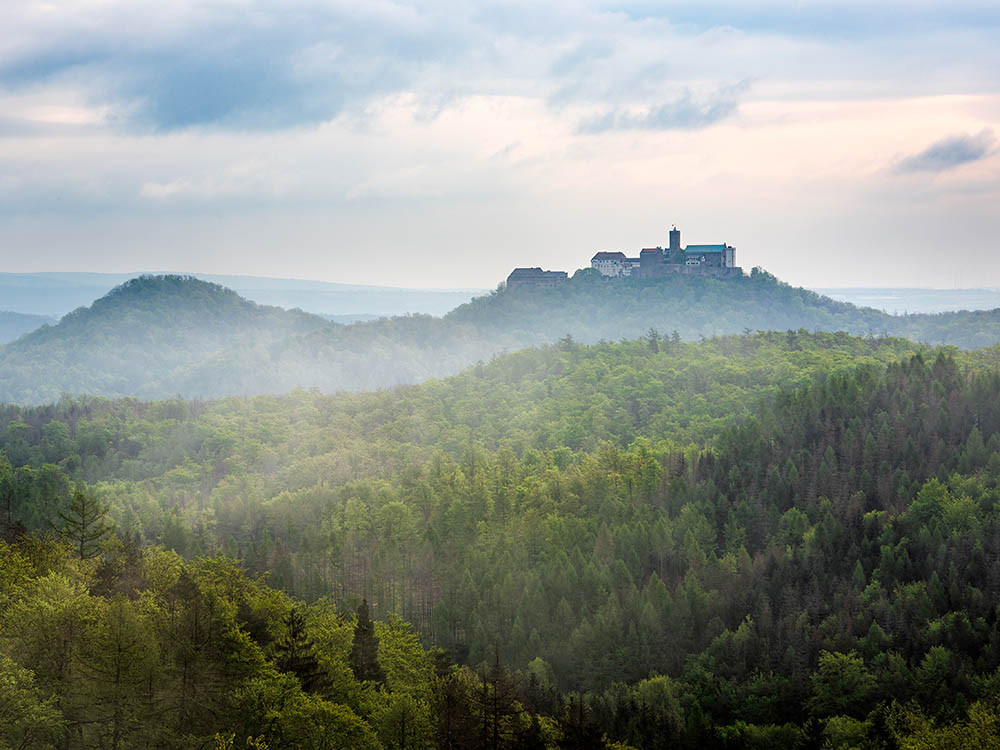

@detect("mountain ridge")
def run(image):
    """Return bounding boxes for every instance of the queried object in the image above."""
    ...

[4,270,1000,404]
[0,275,330,404]
[0,310,56,345]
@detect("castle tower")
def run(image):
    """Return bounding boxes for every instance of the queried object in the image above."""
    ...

[669,225,681,255]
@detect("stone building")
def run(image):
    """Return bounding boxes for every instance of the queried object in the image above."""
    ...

[592,226,739,279]
[591,251,640,277]
[506,267,569,290]
[684,244,736,268]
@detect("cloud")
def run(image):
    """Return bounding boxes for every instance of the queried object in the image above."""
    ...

[576,80,751,133]
[894,129,997,173]
[0,1,471,131]
[1,0,999,137]
[551,38,616,76]
[603,1,1000,39]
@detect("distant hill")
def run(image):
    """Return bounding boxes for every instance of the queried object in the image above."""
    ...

[0,271,481,318]
[0,275,328,404]
[160,270,1000,399]
[815,286,1000,314]
[0,311,55,344]
[4,270,1000,404]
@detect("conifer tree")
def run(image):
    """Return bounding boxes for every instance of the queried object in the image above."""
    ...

[276,607,329,694]
[57,485,112,559]
[349,599,385,684]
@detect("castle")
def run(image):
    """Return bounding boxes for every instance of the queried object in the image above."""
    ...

[506,225,741,289]
[591,226,738,279]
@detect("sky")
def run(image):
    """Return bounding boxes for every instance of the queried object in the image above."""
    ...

[1,0,999,289]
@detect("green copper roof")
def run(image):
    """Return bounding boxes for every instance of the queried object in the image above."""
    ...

[684,244,726,253]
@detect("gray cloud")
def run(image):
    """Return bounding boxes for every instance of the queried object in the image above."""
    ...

[0,1,471,131]
[895,129,997,173]
[576,79,750,133]
[1,0,999,136]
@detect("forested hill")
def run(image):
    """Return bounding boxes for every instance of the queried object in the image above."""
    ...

[446,269,1000,349]
[0,311,55,345]
[0,275,328,405]
[4,270,1000,404]
[8,333,1000,746]
[163,270,1000,400]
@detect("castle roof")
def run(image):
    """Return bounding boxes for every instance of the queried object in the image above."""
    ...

[684,244,726,254]
[592,251,627,261]
[640,247,661,254]
[507,267,567,278]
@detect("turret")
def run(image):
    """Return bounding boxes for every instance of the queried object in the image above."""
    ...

[669,226,681,255]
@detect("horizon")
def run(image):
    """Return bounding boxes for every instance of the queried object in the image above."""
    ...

[6,267,1000,294]
[2,1,999,288]
[3,269,1000,324]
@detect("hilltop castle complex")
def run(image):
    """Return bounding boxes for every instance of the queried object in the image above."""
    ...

[506,225,741,289]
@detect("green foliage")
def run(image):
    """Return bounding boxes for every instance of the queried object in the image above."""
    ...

[9,327,1000,746]
[808,652,875,719]
[276,607,330,695]
[891,700,1000,749]
[0,653,63,750]
[0,275,327,405]
[716,720,804,749]
[56,485,112,559]
[351,599,386,685]
[821,715,870,750]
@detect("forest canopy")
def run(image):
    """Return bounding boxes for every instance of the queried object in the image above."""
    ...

[7,329,1000,746]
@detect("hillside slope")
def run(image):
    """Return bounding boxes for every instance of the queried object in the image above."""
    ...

[179,270,1000,398]
[0,311,55,344]
[4,269,1000,403]
[0,275,329,404]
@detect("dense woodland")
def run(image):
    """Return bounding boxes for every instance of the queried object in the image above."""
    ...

[5,272,1000,404]
[7,325,1000,747]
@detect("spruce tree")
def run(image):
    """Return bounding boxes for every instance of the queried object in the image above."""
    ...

[276,607,329,694]
[57,485,112,559]
[349,599,385,684]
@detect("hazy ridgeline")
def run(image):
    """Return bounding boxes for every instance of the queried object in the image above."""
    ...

[0,311,57,345]
[8,273,1000,747]
[4,271,1000,405]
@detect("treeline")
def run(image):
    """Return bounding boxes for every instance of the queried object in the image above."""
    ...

[5,271,1000,404]
[6,482,1000,750]
[9,333,1000,745]
[0,330,928,484]
[1,532,608,749]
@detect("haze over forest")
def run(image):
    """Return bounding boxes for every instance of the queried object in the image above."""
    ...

[4,0,1000,748]
[2,271,1000,406]
[7,269,1000,748]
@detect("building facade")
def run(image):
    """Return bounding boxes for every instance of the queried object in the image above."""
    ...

[591,226,739,279]
[506,267,569,290]
[506,224,741,292]
[591,251,640,277]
